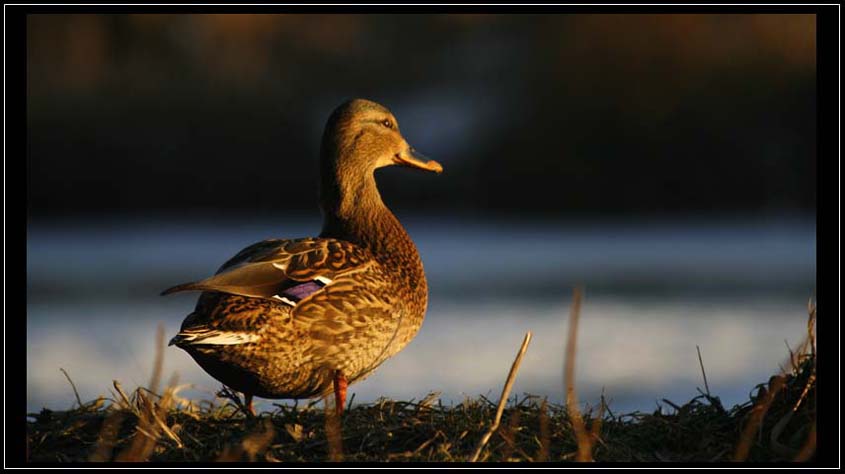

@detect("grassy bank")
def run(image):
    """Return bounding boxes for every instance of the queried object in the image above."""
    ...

[26,299,816,463]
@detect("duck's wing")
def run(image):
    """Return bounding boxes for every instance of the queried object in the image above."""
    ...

[161,237,376,302]
[166,237,403,380]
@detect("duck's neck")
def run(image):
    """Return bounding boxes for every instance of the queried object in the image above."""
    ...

[319,171,421,273]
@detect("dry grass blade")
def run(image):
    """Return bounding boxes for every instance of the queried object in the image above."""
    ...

[793,371,816,413]
[535,398,550,462]
[696,345,711,397]
[563,286,596,462]
[589,398,606,453]
[149,323,166,396]
[734,373,788,461]
[468,331,533,462]
[418,391,441,411]
[153,394,184,449]
[806,298,816,357]
[112,380,136,414]
[792,297,817,414]
[59,368,84,409]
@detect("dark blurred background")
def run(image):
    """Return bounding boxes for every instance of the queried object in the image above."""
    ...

[27,14,816,218]
[27,14,817,414]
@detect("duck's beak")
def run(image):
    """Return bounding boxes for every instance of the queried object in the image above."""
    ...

[394,148,443,174]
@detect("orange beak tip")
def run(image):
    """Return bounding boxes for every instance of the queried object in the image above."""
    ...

[394,153,444,174]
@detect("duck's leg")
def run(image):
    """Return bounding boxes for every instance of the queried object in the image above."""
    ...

[219,385,255,417]
[244,393,256,417]
[333,369,348,416]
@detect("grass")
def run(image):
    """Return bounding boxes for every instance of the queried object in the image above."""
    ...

[25,295,817,463]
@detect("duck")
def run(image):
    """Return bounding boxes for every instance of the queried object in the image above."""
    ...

[162,98,443,416]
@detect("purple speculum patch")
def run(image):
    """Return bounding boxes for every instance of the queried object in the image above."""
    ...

[279,280,325,302]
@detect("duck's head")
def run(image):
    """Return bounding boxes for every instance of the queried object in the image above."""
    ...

[318,98,443,239]
[320,98,443,181]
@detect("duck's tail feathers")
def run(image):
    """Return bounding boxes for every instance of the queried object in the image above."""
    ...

[160,281,204,296]
[170,329,260,346]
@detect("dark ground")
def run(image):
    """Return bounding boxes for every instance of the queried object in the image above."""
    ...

[26,311,816,463]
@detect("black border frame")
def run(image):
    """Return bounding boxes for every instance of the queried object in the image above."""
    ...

[8,3,839,468]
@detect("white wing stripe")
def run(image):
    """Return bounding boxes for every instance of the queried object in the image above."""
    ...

[272,295,298,306]
[314,276,333,285]
[177,331,260,345]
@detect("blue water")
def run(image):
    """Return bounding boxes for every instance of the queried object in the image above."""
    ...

[26,214,816,414]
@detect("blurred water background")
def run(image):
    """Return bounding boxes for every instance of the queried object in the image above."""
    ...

[27,214,815,414]
[26,14,816,414]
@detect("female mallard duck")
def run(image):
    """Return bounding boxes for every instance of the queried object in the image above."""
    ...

[162,98,442,416]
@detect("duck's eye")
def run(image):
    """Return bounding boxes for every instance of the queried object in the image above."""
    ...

[382,119,393,129]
